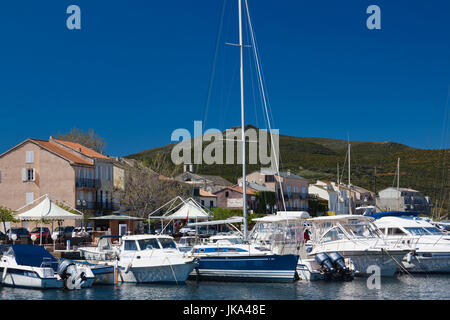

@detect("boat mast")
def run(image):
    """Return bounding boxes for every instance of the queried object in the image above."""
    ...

[238,0,248,240]
[348,142,352,215]
[397,157,400,210]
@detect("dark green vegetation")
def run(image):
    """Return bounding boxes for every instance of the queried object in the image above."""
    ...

[127,130,449,216]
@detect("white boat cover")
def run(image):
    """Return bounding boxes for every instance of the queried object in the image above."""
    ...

[16,196,83,221]
[163,199,211,220]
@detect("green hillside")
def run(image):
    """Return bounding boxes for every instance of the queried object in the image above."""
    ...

[126,129,449,216]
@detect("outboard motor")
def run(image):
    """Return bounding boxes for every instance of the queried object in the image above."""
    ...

[314,252,335,274]
[328,252,354,281]
[57,259,87,290]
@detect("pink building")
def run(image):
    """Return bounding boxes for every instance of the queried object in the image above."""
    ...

[0,137,114,231]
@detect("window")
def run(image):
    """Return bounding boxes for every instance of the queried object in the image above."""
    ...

[158,238,177,249]
[26,151,34,164]
[265,175,275,182]
[404,227,429,236]
[423,227,444,235]
[138,238,160,250]
[225,191,229,197]
[22,168,35,182]
[201,200,205,206]
[26,192,34,204]
[294,186,298,193]
[322,228,345,242]
[124,240,138,251]
[387,228,406,236]
[210,200,214,208]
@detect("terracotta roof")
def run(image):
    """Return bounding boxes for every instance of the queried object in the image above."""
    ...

[52,139,109,159]
[31,139,93,166]
[199,190,217,197]
[215,186,256,195]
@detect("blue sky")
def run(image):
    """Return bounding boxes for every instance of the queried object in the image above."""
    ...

[0,0,449,156]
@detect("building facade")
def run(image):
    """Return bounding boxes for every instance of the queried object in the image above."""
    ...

[0,137,119,231]
[376,187,430,215]
[238,168,310,212]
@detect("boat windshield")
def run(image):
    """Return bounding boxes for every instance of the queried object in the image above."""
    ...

[158,238,177,249]
[423,227,444,235]
[404,227,429,236]
[322,227,345,242]
[138,238,160,250]
[340,222,378,239]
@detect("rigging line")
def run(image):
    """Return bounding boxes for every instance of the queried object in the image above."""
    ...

[202,0,228,129]
[436,86,450,214]
[245,0,286,211]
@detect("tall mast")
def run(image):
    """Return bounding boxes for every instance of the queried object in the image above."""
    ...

[397,157,400,210]
[238,0,248,240]
[348,142,352,215]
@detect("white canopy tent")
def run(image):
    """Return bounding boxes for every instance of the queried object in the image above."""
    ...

[15,194,83,245]
[148,197,212,234]
[164,199,212,221]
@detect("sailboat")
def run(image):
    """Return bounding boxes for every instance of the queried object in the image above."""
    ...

[190,0,299,282]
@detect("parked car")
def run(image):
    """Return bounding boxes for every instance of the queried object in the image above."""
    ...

[6,228,31,242]
[53,226,75,240]
[72,227,91,239]
[30,227,51,243]
[179,227,197,236]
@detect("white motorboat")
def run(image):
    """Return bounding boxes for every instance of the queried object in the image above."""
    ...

[250,211,354,281]
[0,244,94,289]
[307,215,411,277]
[373,214,450,273]
[79,235,121,261]
[107,235,197,284]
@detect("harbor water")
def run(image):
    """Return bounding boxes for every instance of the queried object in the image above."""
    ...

[1,275,449,300]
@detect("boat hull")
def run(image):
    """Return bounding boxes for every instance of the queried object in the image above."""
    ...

[117,261,196,283]
[0,266,64,289]
[403,252,450,273]
[322,250,406,277]
[191,254,299,282]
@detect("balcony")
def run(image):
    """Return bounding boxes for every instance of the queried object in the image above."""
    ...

[281,192,309,200]
[76,178,100,189]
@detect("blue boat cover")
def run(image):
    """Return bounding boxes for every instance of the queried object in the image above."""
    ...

[364,211,419,219]
[11,245,58,270]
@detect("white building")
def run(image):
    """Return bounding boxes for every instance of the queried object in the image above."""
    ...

[376,187,430,215]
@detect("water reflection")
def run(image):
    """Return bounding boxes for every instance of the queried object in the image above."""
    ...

[0,275,449,300]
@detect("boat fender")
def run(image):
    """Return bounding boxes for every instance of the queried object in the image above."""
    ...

[125,262,132,274]
[405,251,414,264]
[2,266,7,281]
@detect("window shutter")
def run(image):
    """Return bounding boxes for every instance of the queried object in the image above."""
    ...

[32,168,36,181]
[22,168,27,181]
[0,169,2,183]
[26,151,34,163]
[26,192,34,204]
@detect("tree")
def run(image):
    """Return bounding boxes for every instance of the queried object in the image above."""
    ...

[117,161,190,219]
[0,206,19,234]
[54,127,107,154]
